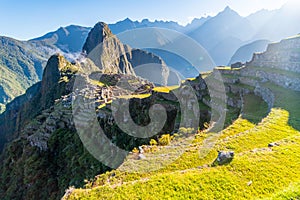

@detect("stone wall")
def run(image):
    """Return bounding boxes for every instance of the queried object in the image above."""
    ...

[247,36,300,73]
[254,84,275,110]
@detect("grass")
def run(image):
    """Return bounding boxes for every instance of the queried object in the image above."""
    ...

[152,85,180,93]
[266,181,300,200]
[62,69,300,200]
[65,101,300,200]
[249,66,300,79]
[89,80,106,87]
[242,93,269,124]
[200,71,212,79]
[117,94,151,99]
[283,34,300,40]
[67,134,300,199]
[221,73,261,81]
[262,82,300,130]
[215,66,232,70]
[0,65,28,102]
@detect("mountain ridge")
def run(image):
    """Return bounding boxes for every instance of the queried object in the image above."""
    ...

[1,4,300,113]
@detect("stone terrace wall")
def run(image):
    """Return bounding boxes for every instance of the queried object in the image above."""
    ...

[247,36,300,73]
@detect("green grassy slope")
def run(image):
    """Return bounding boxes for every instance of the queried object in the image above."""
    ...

[64,82,300,199]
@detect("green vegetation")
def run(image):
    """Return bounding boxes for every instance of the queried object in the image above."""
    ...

[2,43,300,199]
[158,134,172,146]
[242,93,269,124]
[0,37,52,111]
[65,96,300,200]
[0,128,110,200]
[267,181,300,200]
[0,64,30,107]
[90,79,105,87]
[118,94,151,99]
[200,71,212,79]
[283,34,300,40]
[152,85,180,93]
[149,139,158,146]
[215,66,232,70]
[250,66,300,79]
[262,82,300,130]
[61,67,299,200]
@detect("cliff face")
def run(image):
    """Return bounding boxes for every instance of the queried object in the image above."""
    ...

[0,49,210,199]
[0,54,73,150]
[83,22,169,85]
[0,22,211,200]
[0,54,86,199]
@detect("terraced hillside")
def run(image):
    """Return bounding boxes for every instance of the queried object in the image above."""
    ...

[63,36,300,200]
[63,74,300,200]
[1,31,300,200]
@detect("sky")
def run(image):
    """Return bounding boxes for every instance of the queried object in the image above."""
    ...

[0,0,289,40]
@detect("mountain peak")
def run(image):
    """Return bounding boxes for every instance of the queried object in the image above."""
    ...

[123,17,133,22]
[42,53,66,85]
[82,22,113,54]
[224,6,231,10]
[220,6,239,16]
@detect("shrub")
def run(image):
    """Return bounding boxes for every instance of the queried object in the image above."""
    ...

[150,139,158,146]
[132,147,139,154]
[178,127,195,136]
[158,134,172,146]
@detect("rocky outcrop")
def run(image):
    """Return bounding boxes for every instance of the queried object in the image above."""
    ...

[0,54,74,151]
[83,22,114,55]
[83,22,169,85]
[0,50,210,199]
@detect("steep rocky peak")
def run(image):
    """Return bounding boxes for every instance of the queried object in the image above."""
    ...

[83,22,114,54]
[42,53,68,89]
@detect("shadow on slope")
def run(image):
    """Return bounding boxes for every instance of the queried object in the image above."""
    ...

[263,82,300,131]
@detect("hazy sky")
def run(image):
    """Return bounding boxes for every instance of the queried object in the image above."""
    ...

[0,0,289,40]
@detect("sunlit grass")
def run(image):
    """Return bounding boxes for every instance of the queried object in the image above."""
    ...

[152,85,180,93]
[89,79,105,87]
[64,72,300,200]
[117,94,151,99]
[65,105,300,199]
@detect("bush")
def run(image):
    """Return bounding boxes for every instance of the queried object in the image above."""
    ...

[178,127,195,136]
[150,139,158,146]
[158,134,172,146]
[132,147,139,154]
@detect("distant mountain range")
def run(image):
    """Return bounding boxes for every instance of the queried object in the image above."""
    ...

[31,25,91,53]
[229,40,270,65]
[1,3,300,111]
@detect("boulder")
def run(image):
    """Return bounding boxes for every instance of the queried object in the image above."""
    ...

[214,151,234,165]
